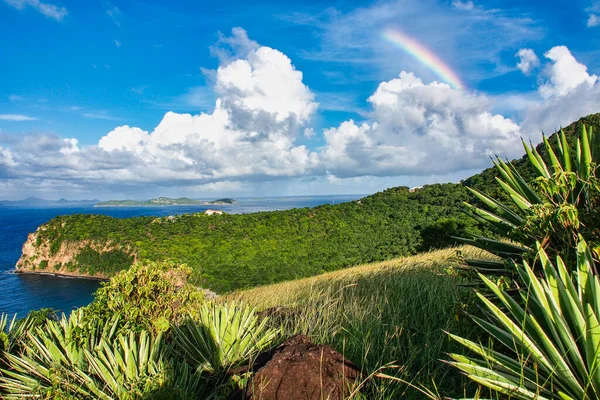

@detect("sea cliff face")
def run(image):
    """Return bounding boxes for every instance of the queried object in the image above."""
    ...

[15,226,137,279]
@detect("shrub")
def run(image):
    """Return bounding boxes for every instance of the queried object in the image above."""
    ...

[0,311,191,399]
[82,260,207,335]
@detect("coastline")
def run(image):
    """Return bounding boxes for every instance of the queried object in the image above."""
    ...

[12,269,109,282]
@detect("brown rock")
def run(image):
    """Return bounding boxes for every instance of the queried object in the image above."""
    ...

[246,335,360,400]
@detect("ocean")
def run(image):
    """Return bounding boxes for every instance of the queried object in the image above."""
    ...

[0,195,361,318]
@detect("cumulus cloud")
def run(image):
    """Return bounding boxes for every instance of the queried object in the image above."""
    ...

[321,72,522,177]
[3,36,600,197]
[4,0,67,21]
[520,46,600,135]
[3,29,320,191]
[538,46,598,98]
[210,27,259,64]
[515,48,539,74]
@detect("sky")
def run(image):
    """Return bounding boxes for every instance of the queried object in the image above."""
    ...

[1,0,600,200]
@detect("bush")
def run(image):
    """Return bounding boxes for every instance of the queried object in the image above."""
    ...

[82,260,207,335]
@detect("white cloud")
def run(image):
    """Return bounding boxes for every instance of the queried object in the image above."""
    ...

[0,114,37,121]
[452,0,474,11]
[4,0,67,21]
[538,46,598,98]
[586,2,600,27]
[519,47,600,136]
[82,111,120,120]
[2,29,320,190]
[106,3,122,26]
[515,48,540,74]
[303,128,316,138]
[3,37,599,198]
[210,27,259,64]
[8,95,23,102]
[98,126,148,154]
[321,72,522,177]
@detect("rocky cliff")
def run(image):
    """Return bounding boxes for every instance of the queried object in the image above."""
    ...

[16,226,137,279]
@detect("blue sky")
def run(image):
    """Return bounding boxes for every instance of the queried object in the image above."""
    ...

[1,0,600,199]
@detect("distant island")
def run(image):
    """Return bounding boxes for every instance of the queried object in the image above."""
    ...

[94,197,237,207]
[0,197,100,207]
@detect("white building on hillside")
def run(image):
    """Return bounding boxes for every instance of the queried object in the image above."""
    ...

[204,209,223,215]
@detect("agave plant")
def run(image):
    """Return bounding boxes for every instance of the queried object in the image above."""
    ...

[173,301,279,374]
[0,311,99,398]
[460,125,600,274]
[0,313,30,357]
[0,310,187,399]
[448,238,600,399]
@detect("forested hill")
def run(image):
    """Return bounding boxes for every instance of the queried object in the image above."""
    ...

[16,113,600,293]
[18,184,478,292]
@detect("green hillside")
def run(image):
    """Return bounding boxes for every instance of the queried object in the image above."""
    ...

[31,184,477,292]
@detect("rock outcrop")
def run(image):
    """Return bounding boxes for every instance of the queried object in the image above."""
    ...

[245,335,361,400]
[15,227,136,279]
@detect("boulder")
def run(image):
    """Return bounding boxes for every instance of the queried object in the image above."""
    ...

[245,335,360,400]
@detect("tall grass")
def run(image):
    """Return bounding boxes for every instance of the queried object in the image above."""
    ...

[227,246,496,399]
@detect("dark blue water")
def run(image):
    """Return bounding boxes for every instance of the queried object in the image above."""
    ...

[0,195,361,317]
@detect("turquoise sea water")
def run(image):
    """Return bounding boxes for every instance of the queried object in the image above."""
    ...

[0,195,361,317]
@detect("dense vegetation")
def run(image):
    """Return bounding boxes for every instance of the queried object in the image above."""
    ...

[36,184,479,292]
[0,247,491,399]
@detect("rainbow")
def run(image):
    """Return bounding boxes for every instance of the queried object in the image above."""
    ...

[381,28,464,89]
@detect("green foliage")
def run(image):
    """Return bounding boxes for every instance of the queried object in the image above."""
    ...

[36,183,479,292]
[83,260,207,334]
[0,314,29,357]
[449,239,600,399]
[0,272,278,398]
[49,238,63,255]
[232,247,493,399]
[173,302,280,374]
[0,311,190,399]
[460,124,600,273]
[75,246,134,275]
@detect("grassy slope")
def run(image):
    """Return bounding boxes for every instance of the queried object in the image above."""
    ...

[228,245,497,399]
